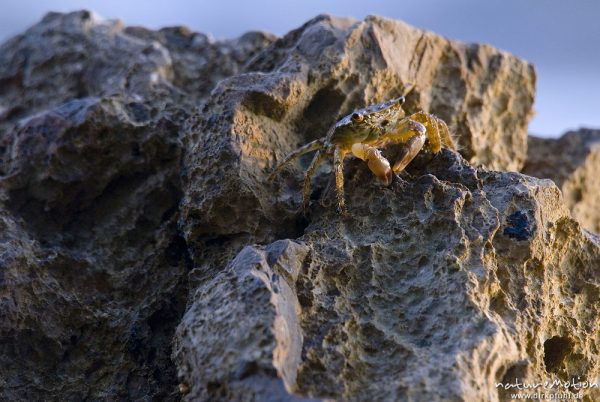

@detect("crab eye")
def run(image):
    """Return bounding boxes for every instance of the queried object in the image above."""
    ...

[397,96,405,105]
[351,113,363,122]
[380,119,389,127]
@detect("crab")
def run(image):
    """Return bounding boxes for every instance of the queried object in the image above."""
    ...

[269,96,456,213]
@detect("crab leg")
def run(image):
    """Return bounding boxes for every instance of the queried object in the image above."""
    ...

[408,112,441,153]
[268,138,323,181]
[333,148,348,213]
[408,112,456,152]
[436,118,456,150]
[302,150,326,211]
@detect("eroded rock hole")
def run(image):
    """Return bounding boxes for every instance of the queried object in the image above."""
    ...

[242,90,287,121]
[497,361,529,401]
[543,336,572,373]
[302,86,345,139]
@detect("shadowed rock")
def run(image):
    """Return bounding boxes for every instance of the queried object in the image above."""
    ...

[0,10,597,402]
[0,94,188,400]
[0,10,271,401]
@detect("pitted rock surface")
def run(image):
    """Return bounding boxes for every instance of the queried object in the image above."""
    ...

[0,94,189,400]
[0,10,274,173]
[175,150,600,401]
[0,10,597,402]
[180,13,536,277]
[0,10,270,401]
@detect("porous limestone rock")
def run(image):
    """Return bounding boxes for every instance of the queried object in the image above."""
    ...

[0,10,274,173]
[175,150,600,402]
[1,9,593,402]
[0,10,273,117]
[173,240,315,402]
[180,13,536,276]
[522,129,600,233]
[245,14,536,173]
[0,94,189,400]
[0,10,272,401]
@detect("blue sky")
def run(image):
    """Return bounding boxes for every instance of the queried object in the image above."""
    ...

[2,0,599,138]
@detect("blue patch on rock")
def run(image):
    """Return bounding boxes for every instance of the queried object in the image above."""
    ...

[503,211,532,241]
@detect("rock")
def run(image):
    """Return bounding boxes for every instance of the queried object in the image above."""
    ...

[124,26,275,105]
[0,10,594,402]
[0,10,273,116]
[0,10,272,401]
[173,240,316,401]
[180,13,536,276]
[243,14,535,171]
[175,150,600,401]
[522,129,600,233]
[0,94,189,400]
[0,10,274,173]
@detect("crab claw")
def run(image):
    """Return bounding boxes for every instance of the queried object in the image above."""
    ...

[351,143,393,186]
[368,156,392,185]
